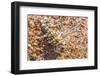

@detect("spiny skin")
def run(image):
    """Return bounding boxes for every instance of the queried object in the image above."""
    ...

[28,15,88,61]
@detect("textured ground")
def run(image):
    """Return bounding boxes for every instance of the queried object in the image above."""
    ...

[27,15,88,61]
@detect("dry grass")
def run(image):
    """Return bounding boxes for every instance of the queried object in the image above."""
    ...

[27,15,88,61]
